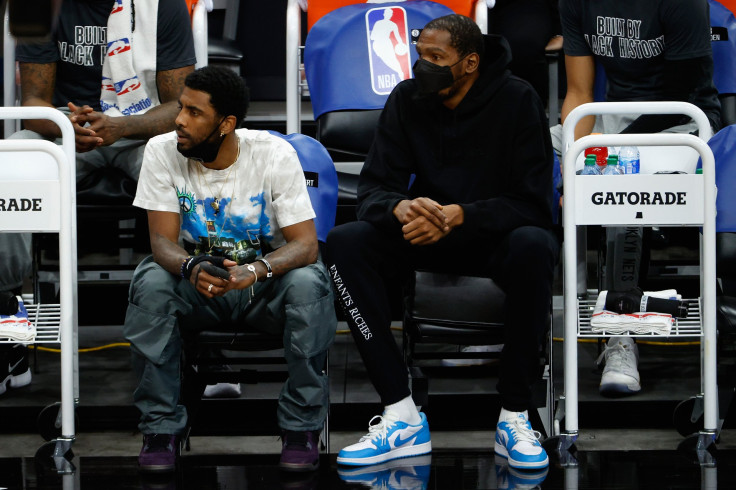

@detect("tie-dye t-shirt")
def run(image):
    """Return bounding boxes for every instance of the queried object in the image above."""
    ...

[134,129,315,264]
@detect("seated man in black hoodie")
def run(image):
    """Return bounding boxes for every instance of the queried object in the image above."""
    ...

[327,14,558,470]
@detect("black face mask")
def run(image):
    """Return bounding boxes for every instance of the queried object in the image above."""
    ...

[177,117,227,163]
[412,57,465,95]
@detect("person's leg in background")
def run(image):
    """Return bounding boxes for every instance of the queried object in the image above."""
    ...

[327,221,431,466]
[0,233,33,395]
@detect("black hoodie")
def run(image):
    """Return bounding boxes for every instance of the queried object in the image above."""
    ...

[356,35,554,240]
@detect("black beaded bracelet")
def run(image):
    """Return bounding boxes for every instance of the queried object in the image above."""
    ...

[180,256,193,279]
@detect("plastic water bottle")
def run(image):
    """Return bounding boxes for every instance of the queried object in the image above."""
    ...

[602,154,623,175]
[584,133,608,173]
[619,146,640,174]
[581,154,601,175]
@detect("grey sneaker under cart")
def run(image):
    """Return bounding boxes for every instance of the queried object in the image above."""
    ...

[597,336,641,396]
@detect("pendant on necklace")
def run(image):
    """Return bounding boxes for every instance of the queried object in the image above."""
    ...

[211,198,220,215]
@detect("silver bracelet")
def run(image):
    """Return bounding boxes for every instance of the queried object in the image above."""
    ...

[245,263,257,301]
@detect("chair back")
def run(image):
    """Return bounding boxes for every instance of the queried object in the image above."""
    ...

[306,0,478,31]
[305,1,453,120]
[305,1,453,156]
[710,0,736,125]
[268,132,338,243]
[697,124,736,232]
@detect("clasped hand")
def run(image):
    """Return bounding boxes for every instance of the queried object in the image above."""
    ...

[191,259,259,298]
[393,197,451,246]
[67,102,125,153]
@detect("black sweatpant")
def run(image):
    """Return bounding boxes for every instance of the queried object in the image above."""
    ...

[327,221,559,412]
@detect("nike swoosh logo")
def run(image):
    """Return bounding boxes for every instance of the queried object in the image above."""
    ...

[393,433,417,447]
[8,359,22,373]
[389,425,421,449]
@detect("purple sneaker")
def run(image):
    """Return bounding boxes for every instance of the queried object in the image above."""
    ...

[138,434,178,473]
[279,430,321,472]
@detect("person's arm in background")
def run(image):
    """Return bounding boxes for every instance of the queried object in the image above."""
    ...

[19,62,102,152]
[75,65,194,146]
[74,0,196,146]
[560,54,595,139]
[558,0,596,139]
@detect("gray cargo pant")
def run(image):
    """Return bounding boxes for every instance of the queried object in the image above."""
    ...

[123,256,336,435]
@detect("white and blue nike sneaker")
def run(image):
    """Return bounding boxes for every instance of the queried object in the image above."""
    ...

[337,411,432,466]
[494,410,549,470]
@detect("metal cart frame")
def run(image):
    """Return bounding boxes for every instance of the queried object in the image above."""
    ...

[0,107,78,473]
[557,102,718,466]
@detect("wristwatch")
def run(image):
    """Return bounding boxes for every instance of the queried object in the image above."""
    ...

[256,257,273,279]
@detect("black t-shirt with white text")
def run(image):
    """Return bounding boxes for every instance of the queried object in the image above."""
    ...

[15,0,195,111]
[560,0,720,125]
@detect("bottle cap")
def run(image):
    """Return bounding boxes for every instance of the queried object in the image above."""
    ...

[584,155,596,165]
[606,154,619,165]
[696,168,703,174]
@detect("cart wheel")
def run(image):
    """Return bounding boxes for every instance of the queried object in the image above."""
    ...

[673,397,703,437]
[34,441,61,486]
[37,402,79,441]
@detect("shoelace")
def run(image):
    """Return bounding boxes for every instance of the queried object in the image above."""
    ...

[595,342,629,370]
[360,412,400,444]
[505,416,542,446]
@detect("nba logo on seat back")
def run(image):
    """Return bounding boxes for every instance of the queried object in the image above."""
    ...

[114,76,141,95]
[107,38,131,56]
[111,0,124,14]
[366,7,411,95]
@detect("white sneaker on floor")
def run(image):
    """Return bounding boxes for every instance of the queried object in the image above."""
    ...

[203,382,241,398]
[441,345,503,367]
[596,336,640,396]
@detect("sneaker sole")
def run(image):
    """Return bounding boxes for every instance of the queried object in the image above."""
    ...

[494,442,549,470]
[599,382,641,396]
[441,359,499,367]
[138,463,176,474]
[9,369,31,389]
[279,460,320,472]
[337,441,432,467]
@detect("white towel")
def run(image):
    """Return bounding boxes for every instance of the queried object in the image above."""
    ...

[0,297,35,342]
[100,0,159,117]
[589,290,674,336]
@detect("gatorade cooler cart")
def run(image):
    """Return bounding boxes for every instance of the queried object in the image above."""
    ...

[0,107,79,474]
[555,102,718,467]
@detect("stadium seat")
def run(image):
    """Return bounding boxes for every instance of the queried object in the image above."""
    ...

[709,0,736,126]
[286,0,489,135]
[303,0,453,224]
